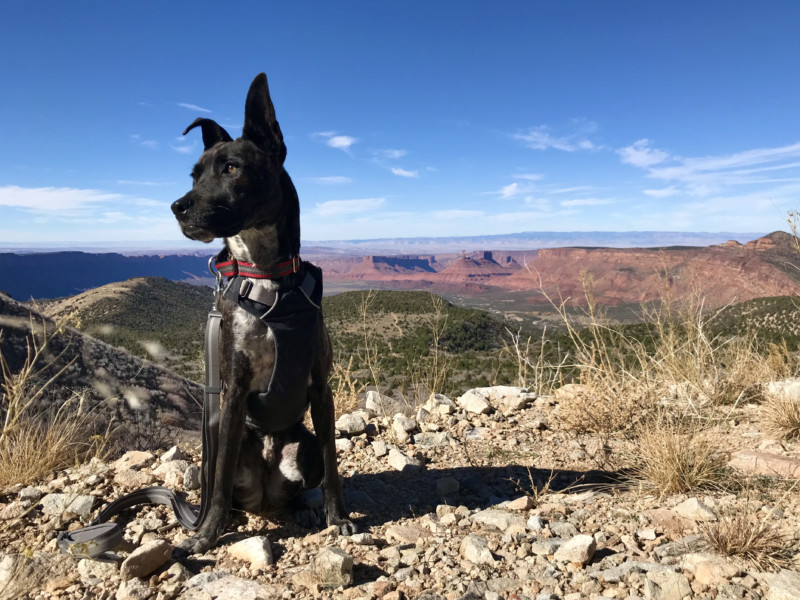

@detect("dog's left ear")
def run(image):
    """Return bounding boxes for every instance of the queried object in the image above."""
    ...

[242,73,287,163]
[183,118,233,150]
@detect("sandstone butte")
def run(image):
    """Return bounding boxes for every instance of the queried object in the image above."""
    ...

[312,231,800,307]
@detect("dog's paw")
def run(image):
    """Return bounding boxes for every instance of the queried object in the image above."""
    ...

[328,516,358,536]
[293,505,322,529]
[173,535,213,559]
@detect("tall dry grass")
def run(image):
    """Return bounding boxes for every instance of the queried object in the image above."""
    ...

[0,322,109,488]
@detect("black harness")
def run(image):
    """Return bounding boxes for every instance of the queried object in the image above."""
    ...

[218,256,323,433]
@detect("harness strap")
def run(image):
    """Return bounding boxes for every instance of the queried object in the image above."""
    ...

[56,310,223,558]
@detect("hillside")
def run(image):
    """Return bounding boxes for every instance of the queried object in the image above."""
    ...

[39,277,212,380]
[0,292,202,438]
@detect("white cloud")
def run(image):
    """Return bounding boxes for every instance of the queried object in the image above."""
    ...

[560,198,616,207]
[0,185,123,212]
[513,122,598,152]
[117,180,175,186]
[391,167,419,178]
[499,182,520,198]
[171,140,198,155]
[513,173,543,181]
[314,131,358,152]
[178,102,212,113]
[643,187,680,198]
[307,176,353,185]
[374,149,408,159]
[431,209,485,219]
[617,139,669,168]
[130,134,158,149]
[314,197,386,217]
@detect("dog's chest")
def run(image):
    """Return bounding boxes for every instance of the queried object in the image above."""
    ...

[229,280,278,394]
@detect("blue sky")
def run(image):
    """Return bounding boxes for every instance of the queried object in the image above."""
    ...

[1,1,799,247]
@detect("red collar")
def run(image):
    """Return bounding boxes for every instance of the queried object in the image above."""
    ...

[214,253,301,279]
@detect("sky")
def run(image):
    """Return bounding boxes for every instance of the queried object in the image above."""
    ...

[1,1,800,248]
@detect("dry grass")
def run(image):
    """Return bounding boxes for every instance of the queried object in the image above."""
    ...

[330,355,365,415]
[761,391,800,441]
[0,322,109,488]
[629,413,728,495]
[702,508,796,570]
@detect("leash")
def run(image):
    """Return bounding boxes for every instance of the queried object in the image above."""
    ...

[56,258,224,558]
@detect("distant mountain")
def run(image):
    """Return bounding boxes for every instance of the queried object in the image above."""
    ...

[0,251,213,300]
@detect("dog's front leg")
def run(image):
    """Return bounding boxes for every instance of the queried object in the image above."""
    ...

[309,381,357,534]
[175,361,249,557]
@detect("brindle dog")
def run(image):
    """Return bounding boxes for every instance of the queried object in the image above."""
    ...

[171,73,356,556]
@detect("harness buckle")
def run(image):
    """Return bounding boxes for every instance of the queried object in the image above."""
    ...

[208,255,224,309]
[292,256,301,273]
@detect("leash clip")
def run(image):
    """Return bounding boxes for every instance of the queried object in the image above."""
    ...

[208,255,224,309]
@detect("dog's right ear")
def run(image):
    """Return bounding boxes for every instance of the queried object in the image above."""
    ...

[182,118,233,150]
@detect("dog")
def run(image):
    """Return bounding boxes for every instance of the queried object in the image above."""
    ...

[171,73,356,556]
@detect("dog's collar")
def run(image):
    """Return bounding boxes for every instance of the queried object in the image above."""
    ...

[214,252,301,279]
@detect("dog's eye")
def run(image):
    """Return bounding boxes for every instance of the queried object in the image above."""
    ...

[225,163,239,174]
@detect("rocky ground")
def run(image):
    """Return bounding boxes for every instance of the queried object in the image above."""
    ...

[2,385,800,600]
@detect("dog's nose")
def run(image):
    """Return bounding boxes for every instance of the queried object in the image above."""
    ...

[171,195,194,216]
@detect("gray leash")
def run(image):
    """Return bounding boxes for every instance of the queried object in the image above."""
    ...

[56,265,224,558]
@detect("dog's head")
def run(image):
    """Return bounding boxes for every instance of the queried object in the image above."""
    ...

[171,73,294,243]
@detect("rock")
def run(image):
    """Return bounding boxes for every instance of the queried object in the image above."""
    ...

[182,571,280,599]
[153,460,190,479]
[350,532,375,545]
[120,539,172,580]
[393,414,417,433]
[40,493,95,517]
[372,440,389,457]
[115,469,157,489]
[18,486,44,502]
[183,464,201,490]
[506,496,534,511]
[457,389,492,415]
[387,447,423,471]
[336,438,355,452]
[113,451,155,471]
[0,552,75,599]
[160,445,188,462]
[365,391,407,417]
[459,534,495,566]
[653,534,706,559]
[435,476,460,496]
[591,561,676,584]
[549,520,579,538]
[78,558,119,581]
[227,536,274,570]
[645,570,691,600]
[473,385,534,412]
[729,451,800,479]
[117,577,152,600]
[762,569,800,600]
[386,524,430,544]
[531,538,564,555]
[673,497,717,522]
[471,509,527,532]
[527,515,546,531]
[553,534,596,565]
[413,432,454,448]
[311,547,354,588]
[425,393,457,415]
[336,413,367,436]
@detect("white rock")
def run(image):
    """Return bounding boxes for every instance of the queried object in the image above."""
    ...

[673,497,716,522]
[184,572,279,600]
[335,413,367,435]
[763,569,800,600]
[312,547,353,588]
[160,445,188,462]
[40,493,95,518]
[183,465,201,490]
[459,534,495,565]
[553,534,596,565]
[393,413,417,433]
[371,440,389,457]
[425,393,457,415]
[116,577,152,600]
[227,536,274,570]
[335,438,354,452]
[471,509,527,532]
[645,570,691,600]
[387,448,423,471]
[120,539,172,580]
[113,451,155,471]
[78,558,119,581]
[457,389,492,414]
